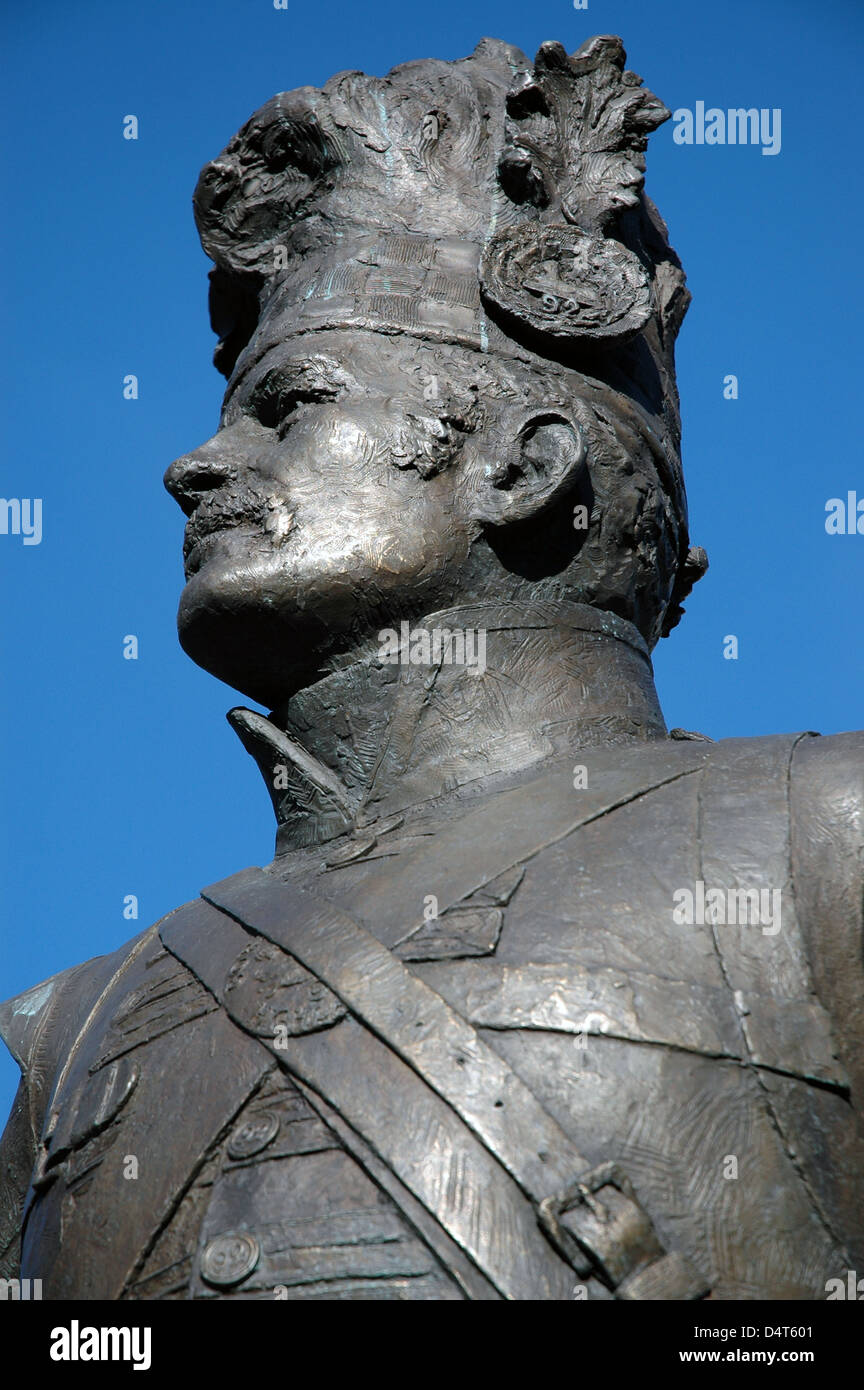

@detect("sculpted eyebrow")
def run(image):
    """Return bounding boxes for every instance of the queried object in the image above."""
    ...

[222,355,345,423]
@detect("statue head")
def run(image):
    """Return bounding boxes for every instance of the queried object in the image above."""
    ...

[165,35,706,710]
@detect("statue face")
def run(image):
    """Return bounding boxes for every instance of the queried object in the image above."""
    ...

[165,330,505,706]
[165,320,685,705]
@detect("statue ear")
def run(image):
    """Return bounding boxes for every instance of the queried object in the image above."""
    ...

[472,414,587,527]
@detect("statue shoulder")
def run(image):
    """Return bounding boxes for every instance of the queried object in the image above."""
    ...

[789,731,864,1101]
[790,727,864,802]
[0,927,155,1280]
[789,730,864,889]
[0,929,153,1080]
[695,728,864,814]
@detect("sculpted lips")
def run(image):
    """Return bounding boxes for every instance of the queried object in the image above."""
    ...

[183,488,294,575]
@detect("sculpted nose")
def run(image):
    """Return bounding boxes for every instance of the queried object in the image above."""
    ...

[164,438,231,518]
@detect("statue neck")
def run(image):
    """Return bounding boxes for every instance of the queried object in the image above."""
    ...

[229,599,668,853]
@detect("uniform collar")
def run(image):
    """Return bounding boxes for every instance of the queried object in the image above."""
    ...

[228,599,668,854]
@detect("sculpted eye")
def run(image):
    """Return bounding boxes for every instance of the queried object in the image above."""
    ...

[245,369,343,435]
[248,373,299,432]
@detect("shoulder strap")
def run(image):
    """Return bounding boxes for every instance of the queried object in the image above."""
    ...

[164,864,709,1300]
[162,889,572,1301]
[204,869,589,1196]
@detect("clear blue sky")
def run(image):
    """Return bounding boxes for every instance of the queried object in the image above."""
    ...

[1,0,862,1120]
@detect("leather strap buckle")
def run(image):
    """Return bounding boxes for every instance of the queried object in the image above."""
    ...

[538,1161,710,1300]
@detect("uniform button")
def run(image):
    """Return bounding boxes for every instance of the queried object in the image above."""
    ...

[200,1232,260,1288]
[227,1110,280,1160]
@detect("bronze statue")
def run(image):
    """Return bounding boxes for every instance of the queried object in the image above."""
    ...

[2,35,862,1301]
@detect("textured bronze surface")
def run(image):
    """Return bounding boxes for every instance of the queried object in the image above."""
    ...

[1,34,862,1302]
